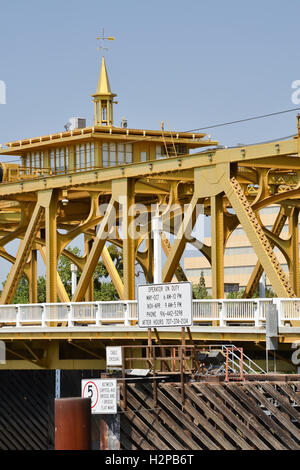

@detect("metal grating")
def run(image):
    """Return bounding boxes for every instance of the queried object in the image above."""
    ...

[0,370,55,450]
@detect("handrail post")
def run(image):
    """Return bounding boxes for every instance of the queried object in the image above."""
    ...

[16,305,21,328]
[274,298,283,327]
[225,348,229,382]
[42,304,47,328]
[124,302,130,327]
[68,304,74,327]
[219,300,226,327]
[254,300,260,328]
[240,348,245,381]
[96,302,102,326]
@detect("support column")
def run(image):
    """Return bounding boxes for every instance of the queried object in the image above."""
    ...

[84,236,94,302]
[29,249,38,303]
[289,208,300,296]
[211,194,224,299]
[120,179,135,300]
[144,236,154,283]
[45,190,58,303]
[94,102,98,127]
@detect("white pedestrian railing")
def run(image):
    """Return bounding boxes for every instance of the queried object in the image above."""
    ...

[192,300,220,322]
[276,299,300,326]
[0,298,298,329]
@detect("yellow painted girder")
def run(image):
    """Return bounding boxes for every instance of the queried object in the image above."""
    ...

[223,176,295,298]
[0,200,44,304]
[101,245,125,299]
[0,138,297,199]
[243,208,288,298]
[0,213,21,223]
[72,193,118,301]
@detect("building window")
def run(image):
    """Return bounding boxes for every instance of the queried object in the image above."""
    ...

[102,143,109,167]
[156,145,165,159]
[141,151,147,162]
[110,143,117,166]
[50,149,55,172]
[89,142,95,168]
[125,144,132,164]
[47,147,68,173]
[118,144,125,164]
[101,142,133,166]
[80,144,85,169]
[23,151,45,173]
[58,148,65,173]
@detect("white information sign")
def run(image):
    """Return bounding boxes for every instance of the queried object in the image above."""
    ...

[106,346,122,367]
[81,378,117,414]
[137,282,193,328]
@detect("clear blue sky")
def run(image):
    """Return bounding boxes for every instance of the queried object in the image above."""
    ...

[0,0,300,284]
[1,0,300,147]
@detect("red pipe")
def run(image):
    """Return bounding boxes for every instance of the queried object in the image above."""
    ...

[55,398,91,450]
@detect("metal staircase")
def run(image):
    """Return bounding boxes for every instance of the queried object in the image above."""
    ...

[204,344,266,376]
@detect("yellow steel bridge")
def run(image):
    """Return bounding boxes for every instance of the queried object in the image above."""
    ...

[0,54,300,369]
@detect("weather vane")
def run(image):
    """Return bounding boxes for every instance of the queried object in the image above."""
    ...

[96,28,115,54]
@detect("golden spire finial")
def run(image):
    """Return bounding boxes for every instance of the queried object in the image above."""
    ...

[92,29,117,127]
[95,29,115,94]
[96,56,112,95]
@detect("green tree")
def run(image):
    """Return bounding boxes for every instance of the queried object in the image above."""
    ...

[2,273,46,304]
[58,244,123,301]
[226,289,245,299]
[12,274,29,304]
[93,282,119,301]
[37,276,46,303]
[193,271,209,299]
[248,284,277,299]
[3,244,127,304]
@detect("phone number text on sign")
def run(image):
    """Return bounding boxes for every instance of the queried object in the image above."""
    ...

[137,282,193,328]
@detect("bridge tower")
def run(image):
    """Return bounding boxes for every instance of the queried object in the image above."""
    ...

[92,56,117,127]
[0,51,216,306]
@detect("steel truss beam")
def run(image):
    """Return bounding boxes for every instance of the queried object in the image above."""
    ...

[1,132,300,308]
[0,194,45,304]
[72,179,135,302]
[243,207,288,298]
[223,176,295,298]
